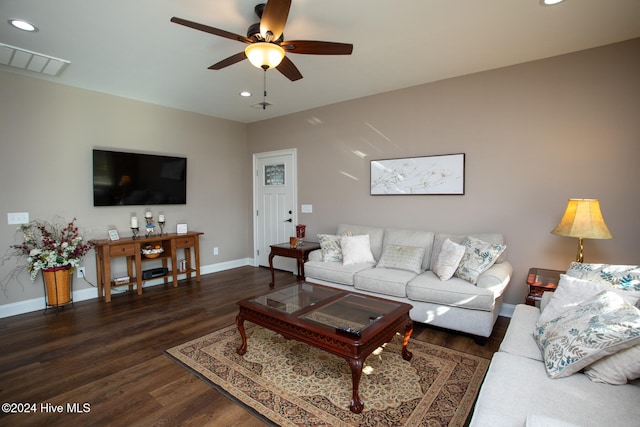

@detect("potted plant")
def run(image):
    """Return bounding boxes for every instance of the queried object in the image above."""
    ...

[3,217,93,307]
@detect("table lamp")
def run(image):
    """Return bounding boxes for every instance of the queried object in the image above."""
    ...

[551,199,612,262]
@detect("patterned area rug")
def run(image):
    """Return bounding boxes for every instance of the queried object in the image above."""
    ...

[166,323,488,427]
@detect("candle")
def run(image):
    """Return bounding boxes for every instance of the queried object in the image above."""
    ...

[131,216,138,228]
[145,211,152,218]
[158,214,165,223]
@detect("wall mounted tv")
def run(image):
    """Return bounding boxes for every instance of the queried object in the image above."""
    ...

[93,149,187,206]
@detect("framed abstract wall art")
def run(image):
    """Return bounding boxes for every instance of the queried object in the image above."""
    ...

[370,153,465,195]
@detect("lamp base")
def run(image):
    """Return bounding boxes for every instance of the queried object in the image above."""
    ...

[575,237,584,263]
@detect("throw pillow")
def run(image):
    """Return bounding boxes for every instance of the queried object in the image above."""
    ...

[376,244,425,274]
[538,274,640,325]
[454,236,506,285]
[341,235,376,265]
[317,234,343,262]
[432,239,466,280]
[566,262,640,291]
[583,344,640,384]
[532,291,640,379]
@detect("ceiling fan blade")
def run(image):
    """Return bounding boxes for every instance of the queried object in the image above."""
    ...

[171,17,253,44]
[276,56,303,81]
[281,40,353,55]
[260,0,291,41]
[208,52,247,70]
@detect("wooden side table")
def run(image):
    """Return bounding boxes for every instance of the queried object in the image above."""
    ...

[268,242,321,287]
[525,267,564,306]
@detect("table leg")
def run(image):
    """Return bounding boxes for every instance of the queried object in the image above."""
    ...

[236,315,248,355]
[402,317,414,361]
[347,358,364,413]
[268,252,276,287]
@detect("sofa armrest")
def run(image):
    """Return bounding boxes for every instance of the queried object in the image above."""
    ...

[476,261,513,297]
[308,249,322,262]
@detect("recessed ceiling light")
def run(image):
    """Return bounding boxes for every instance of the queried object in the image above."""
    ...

[239,91,252,97]
[540,0,565,5]
[9,19,38,32]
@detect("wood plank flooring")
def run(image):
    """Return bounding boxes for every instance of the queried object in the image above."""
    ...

[0,266,507,426]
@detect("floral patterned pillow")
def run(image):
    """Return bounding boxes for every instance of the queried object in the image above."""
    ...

[317,232,352,262]
[454,236,506,284]
[533,290,640,379]
[566,262,640,291]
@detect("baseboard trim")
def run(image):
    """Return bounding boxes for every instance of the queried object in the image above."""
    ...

[500,303,516,318]
[0,258,255,319]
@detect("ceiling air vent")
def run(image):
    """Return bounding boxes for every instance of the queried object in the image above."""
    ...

[251,101,273,109]
[0,43,70,77]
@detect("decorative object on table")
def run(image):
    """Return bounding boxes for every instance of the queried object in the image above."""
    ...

[296,224,306,245]
[289,236,299,248]
[176,223,188,234]
[551,198,613,262]
[130,215,139,239]
[167,323,488,427]
[107,229,120,241]
[157,214,166,235]
[370,153,465,195]
[142,244,163,259]
[2,216,93,309]
[144,210,155,237]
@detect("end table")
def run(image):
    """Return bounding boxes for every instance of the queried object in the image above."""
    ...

[268,242,321,287]
[525,267,564,306]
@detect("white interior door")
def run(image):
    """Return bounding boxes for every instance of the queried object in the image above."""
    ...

[254,149,297,272]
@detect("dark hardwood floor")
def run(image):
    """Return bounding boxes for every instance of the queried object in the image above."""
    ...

[0,266,508,426]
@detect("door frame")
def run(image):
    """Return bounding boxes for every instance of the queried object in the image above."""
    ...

[252,148,298,267]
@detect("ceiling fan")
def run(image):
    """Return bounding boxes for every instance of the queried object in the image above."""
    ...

[170,0,353,82]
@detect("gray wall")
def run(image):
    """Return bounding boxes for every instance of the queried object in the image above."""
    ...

[247,38,640,306]
[1,38,638,310]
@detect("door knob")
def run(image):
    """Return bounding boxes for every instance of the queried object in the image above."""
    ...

[284,218,292,222]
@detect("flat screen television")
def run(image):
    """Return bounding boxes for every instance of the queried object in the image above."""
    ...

[93,149,187,206]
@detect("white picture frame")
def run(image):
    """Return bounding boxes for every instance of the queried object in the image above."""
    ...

[108,229,120,241]
[176,223,188,234]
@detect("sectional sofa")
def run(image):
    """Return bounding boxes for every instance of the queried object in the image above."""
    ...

[471,263,640,426]
[304,224,513,340]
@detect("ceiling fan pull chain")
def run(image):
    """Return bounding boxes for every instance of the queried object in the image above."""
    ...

[263,69,267,110]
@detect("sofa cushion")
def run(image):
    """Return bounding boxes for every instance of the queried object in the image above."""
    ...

[454,236,506,285]
[304,260,373,286]
[376,244,425,274]
[406,271,496,311]
[341,235,376,265]
[533,291,640,379]
[354,268,417,298]
[336,224,385,260]
[499,304,544,362]
[430,232,506,270]
[317,234,344,262]
[382,228,434,270]
[538,274,640,325]
[432,238,466,280]
[566,262,640,291]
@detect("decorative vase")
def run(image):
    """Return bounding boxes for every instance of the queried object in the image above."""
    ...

[42,266,72,306]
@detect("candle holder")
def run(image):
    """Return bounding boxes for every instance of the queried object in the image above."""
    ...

[158,220,166,235]
[131,227,139,239]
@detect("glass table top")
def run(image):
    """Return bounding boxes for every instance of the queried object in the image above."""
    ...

[302,294,401,332]
[249,283,340,314]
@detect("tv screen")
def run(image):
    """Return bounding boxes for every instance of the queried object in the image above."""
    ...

[93,149,187,206]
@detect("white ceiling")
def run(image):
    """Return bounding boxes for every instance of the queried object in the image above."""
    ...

[1,0,639,124]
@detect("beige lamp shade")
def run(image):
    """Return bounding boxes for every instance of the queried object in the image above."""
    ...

[551,199,612,262]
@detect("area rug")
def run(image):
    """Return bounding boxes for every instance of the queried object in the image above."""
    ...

[166,323,489,427]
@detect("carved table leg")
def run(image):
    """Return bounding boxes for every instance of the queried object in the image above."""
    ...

[236,314,247,355]
[268,252,276,287]
[347,358,364,413]
[402,318,414,361]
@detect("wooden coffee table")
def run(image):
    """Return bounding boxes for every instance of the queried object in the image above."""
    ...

[236,283,413,413]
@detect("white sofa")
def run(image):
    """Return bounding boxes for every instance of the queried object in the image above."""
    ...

[471,264,640,426]
[304,224,513,340]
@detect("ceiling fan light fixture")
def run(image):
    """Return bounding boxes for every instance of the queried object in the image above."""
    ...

[245,42,285,70]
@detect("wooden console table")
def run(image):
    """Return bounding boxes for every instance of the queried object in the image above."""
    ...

[91,232,203,303]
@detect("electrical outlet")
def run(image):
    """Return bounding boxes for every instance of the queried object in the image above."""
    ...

[77,267,86,279]
[213,247,219,256]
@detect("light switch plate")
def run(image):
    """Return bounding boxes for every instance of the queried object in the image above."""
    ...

[7,212,29,224]
[301,204,313,213]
